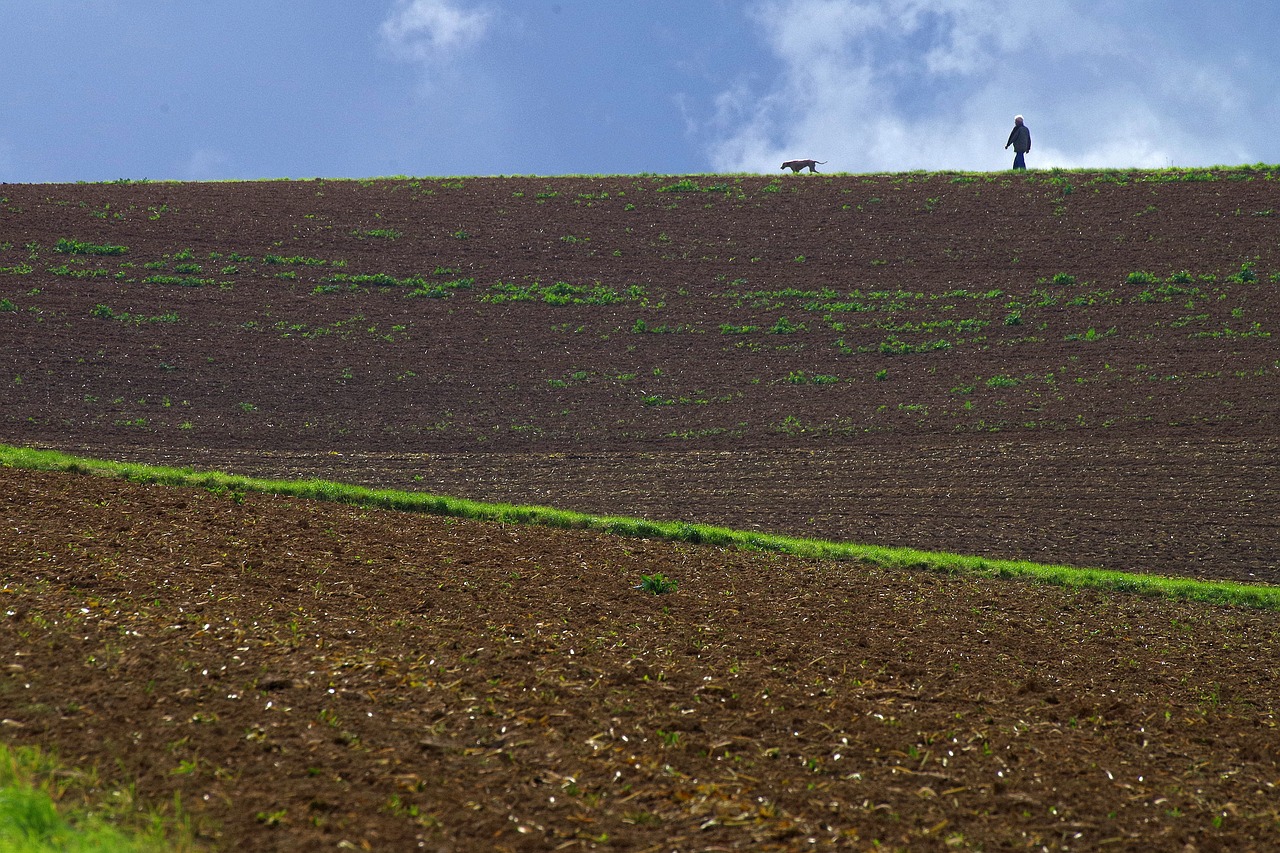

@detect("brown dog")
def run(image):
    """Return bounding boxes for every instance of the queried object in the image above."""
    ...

[781,159,827,173]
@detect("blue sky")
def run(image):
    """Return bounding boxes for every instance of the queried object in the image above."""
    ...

[3,0,1278,181]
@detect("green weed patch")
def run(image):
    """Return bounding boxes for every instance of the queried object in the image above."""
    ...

[483,280,643,305]
[142,275,215,288]
[263,254,333,266]
[90,304,179,324]
[53,238,128,256]
[321,272,423,288]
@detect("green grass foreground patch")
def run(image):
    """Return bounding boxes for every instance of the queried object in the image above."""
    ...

[4,443,1278,611]
[0,743,197,852]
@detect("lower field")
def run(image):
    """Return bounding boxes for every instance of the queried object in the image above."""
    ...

[2,463,1279,850]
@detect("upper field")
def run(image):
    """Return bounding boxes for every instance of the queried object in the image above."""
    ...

[1,169,1278,583]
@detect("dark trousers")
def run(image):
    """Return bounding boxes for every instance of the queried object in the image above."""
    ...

[1013,151,1027,169]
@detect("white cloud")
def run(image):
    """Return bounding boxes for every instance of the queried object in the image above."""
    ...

[706,0,1261,173]
[379,0,493,62]
[372,0,509,173]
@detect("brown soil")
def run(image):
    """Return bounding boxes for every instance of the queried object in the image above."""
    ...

[4,465,1280,851]
[1,172,1279,849]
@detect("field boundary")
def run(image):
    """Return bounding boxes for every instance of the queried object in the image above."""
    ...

[4,442,1278,611]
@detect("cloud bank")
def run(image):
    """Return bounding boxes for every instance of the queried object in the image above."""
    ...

[708,0,1264,173]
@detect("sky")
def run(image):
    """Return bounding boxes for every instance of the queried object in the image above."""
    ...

[3,0,1278,182]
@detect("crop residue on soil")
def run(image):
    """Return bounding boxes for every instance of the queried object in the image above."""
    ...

[3,465,1280,850]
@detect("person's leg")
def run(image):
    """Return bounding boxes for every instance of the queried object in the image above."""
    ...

[1013,151,1026,169]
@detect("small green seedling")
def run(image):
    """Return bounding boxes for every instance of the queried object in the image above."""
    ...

[638,573,678,595]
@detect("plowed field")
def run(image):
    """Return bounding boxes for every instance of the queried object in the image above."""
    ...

[2,170,1279,849]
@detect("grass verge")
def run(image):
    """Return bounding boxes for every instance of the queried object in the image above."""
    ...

[3,443,1278,611]
[0,743,198,851]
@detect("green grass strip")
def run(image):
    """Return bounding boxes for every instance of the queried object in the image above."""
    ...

[0,743,196,852]
[4,443,1278,611]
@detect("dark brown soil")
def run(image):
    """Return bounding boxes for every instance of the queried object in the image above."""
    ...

[5,465,1280,851]
[2,172,1279,849]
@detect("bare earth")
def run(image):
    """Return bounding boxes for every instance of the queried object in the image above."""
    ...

[1,171,1279,849]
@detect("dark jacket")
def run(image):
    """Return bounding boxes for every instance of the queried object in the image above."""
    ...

[1007,124,1031,153]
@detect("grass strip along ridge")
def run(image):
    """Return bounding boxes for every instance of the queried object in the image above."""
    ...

[4,443,1277,611]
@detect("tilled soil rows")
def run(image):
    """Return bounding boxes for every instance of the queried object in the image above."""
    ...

[1,171,1279,849]
[3,465,1280,851]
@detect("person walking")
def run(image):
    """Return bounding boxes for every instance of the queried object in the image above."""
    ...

[1005,115,1031,169]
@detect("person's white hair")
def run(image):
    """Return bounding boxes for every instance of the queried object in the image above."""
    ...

[1014,115,1024,123]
